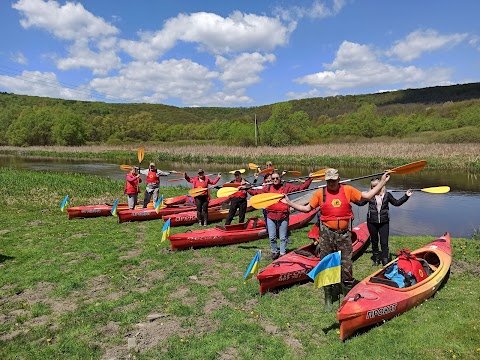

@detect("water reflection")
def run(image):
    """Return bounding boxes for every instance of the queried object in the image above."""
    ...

[1,155,478,238]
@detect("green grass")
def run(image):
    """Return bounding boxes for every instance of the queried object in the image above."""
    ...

[1,169,479,359]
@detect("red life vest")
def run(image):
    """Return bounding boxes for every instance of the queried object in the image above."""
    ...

[146,171,160,184]
[265,184,289,218]
[397,248,428,283]
[229,179,247,199]
[320,185,354,222]
[124,175,141,194]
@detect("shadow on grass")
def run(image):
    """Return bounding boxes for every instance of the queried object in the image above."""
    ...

[0,254,14,264]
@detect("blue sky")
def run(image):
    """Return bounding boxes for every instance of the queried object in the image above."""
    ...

[0,0,479,107]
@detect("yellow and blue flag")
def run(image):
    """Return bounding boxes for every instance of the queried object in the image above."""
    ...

[155,195,164,214]
[110,198,119,216]
[161,218,171,242]
[60,195,69,212]
[307,251,341,289]
[243,250,261,280]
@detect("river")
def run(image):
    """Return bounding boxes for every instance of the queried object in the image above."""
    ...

[1,155,479,238]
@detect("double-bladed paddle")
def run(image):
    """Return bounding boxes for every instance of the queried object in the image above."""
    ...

[391,186,450,194]
[249,160,428,209]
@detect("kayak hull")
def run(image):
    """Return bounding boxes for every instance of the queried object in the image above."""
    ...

[168,209,318,251]
[257,222,370,295]
[162,204,254,226]
[117,196,229,223]
[337,233,451,341]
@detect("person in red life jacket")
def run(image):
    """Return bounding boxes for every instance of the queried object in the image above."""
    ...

[284,169,390,311]
[247,171,313,260]
[224,170,251,225]
[185,169,221,226]
[139,162,171,208]
[355,178,413,266]
[125,167,142,210]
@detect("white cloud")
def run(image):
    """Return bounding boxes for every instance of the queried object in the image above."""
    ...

[295,40,453,92]
[12,0,118,40]
[216,52,276,90]
[0,70,91,100]
[274,0,346,21]
[10,51,28,65]
[387,29,468,61]
[89,59,219,104]
[120,11,294,60]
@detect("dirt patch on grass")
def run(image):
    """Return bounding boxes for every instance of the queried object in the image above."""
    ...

[169,287,197,306]
[256,317,305,357]
[451,260,480,276]
[217,346,239,360]
[119,249,142,260]
[204,290,231,314]
[73,275,125,304]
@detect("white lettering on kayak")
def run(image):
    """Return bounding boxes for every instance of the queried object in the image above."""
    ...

[366,303,398,320]
[278,269,308,282]
[131,212,152,217]
[80,209,102,213]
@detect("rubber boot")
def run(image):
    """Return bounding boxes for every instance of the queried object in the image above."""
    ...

[324,286,333,312]
[381,257,390,266]
[341,280,358,297]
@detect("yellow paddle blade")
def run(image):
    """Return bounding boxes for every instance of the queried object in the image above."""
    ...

[229,168,246,174]
[138,147,145,164]
[420,186,450,194]
[248,163,260,170]
[217,187,239,198]
[388,160,427,174]
[249,193,285,209]
[120,164,132,171]
[188,187,207,197]
[310,168,329,178]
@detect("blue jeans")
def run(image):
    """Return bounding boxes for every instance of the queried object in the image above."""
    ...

[266,217,289,255]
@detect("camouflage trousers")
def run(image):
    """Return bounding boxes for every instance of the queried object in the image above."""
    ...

[318,225,354,285]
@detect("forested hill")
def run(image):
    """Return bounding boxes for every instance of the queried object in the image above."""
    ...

[1,82,480,146]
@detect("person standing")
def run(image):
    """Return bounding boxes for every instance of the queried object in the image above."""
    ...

[224,170,250,225]
[125,167,142,210]
[284,169,390,311]
[355,179,413,266]
[185,169,221,226]
[140,162,170,208]
[248,171,313,260]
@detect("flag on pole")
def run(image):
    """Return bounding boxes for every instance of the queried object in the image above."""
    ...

[60,195,69,212]
[110,198,119,216]
[161,218,171,242]
[307,251,341,289]
[243,250,262,280]
[155,195,164,214]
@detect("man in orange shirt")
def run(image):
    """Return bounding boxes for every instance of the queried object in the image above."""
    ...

[284,169,390,311]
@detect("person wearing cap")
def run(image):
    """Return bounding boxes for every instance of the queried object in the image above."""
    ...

[247,171,314,260]
[355,179,413,266]
[284,169,390,312]
[139,162,171,208]
[124,167,142,210]
[224,170,251,225]
[184,169,221,226]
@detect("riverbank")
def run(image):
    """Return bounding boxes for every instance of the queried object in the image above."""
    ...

[0,169,479,359]
[1,143,479,171]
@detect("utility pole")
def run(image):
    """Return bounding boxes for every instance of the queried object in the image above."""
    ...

[254,113,258,146]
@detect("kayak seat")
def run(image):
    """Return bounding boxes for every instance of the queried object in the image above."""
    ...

[215,225,227,230]
[245,217,259,230]
[293,249,316,258]
[370,276,400,288]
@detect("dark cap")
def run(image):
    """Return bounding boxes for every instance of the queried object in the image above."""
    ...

[234,170,241,176]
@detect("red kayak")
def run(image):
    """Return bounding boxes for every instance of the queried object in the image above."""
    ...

[257,222,370,295]
[66,195,190,220]
[117,196,229,223]
[168,209,318,251]
[162,204,254,227]
[337,232,451,341]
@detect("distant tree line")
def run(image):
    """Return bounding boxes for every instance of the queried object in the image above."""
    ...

[0,83,480,147]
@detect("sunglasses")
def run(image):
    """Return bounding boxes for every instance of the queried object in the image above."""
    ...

[272,177,280,180]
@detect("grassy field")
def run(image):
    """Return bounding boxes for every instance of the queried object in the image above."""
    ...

[1,143,480,170]
[0,169,479,359]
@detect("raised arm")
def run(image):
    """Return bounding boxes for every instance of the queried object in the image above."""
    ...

[360,173,390,200]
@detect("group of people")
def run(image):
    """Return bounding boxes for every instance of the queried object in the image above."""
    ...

[126,160,413,311]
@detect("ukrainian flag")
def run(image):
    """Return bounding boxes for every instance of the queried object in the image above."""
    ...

[155,195,164,214]
[161,218,171,242]
[307,251,341,289]
[110,198,119,216]
[60,195,69,212]
[243,250,261,280]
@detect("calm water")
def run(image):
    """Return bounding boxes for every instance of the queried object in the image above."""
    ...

[1,155,479,238]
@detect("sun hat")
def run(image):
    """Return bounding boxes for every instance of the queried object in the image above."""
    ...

[325,168,339,180]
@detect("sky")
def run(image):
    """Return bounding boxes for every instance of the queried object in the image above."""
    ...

[0,0,479,108]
